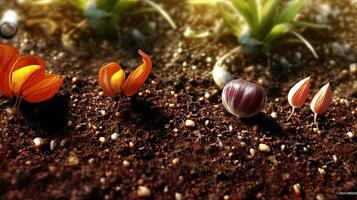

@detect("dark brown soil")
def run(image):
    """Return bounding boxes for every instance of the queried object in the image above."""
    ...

[0,0,356,200]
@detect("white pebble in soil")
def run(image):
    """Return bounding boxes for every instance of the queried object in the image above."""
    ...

[123,160,130,167]
[249,148,256,157]
[175,192,182,200]
[258,144,270,152]
[99,137,106,144]
[137,186,151,198]
[316,193,325,200]
[293,183,301,195]
[270,112,278,119]
[111,133,119,141]
[350,63,357,74]
[33,137,44,149]
[185,119,195,127]
[50,140,56,151]
[172,158,180,165]
[346,131,354,138]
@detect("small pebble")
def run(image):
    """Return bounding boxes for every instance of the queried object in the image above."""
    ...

[88,158,95,165]
[100,110,106,116]
[129,141,135,148]
[204,120,209,126]
[185,119,195,127]
[249,148,256,157]
[258,144,270,152]
[316,193,325,200]
[318,168,326,175]
[346,131,354,138]
[137,186,151,198]
[280,144,286,151]
[50,140,56,151]
[123,160,130,167]
[293,183,301,196]
[5,108,13,114]
[111,133,119,141]
[224,195,230,200]
[137,178,145,185]
[172,158,180,165]
[270,112,278,119]
[163,186,169,193]
[349,63,356,74]
[99,137,106,143]
[67,155,79,166]
[204,92,210,99]
[175,192,182,200]
[332,154,337,163]
[33,137,44,149]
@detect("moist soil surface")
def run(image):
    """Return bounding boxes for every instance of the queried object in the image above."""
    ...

[0,0,356,199]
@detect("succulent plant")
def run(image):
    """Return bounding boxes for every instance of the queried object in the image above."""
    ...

[189,0,325,58]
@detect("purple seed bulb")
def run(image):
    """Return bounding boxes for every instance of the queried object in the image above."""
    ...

[222,79,267,118]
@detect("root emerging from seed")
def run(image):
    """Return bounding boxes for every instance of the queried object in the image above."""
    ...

[286,107,295,121]
[314,113,320,131]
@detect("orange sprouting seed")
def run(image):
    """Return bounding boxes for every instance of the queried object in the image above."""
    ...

[310,82,332,130]
[0,41,19,98]
[98,50,152,97]
[287,76,311,121]
[0,42,63,112]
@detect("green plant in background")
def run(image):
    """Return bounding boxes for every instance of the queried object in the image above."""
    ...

[19,0,176,51]
[189,0,326,58]
[70,0,176,32]
[20,0,176,33]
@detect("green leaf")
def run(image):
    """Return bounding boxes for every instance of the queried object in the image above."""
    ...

[259,0,282,39]
[275,0,306,24]
[290,30,318,59]
[110,0,137,28]
[219,5,242,38]
[246,0,260,29]
[142,0,177,29]
[262,23,291,53]
[293,21,329,29]
[229,0,256,31]
[96,0,120,11]
[69,0,88,11]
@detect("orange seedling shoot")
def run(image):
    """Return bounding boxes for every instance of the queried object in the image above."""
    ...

[0,42,63,115]
[310,82,332,130]
[287,76,311,121]
[98,50,152,98]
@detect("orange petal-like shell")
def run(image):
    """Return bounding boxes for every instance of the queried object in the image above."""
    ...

[110,68,125,94]
[98,62,122,97]
[288,76,311,108]
[16,57,46,94]
[11,65,42,96]
[12,55,45,72]
[310,83,332,114]
[23,74,63,103]
[122,50,152,96]
[0,42,19,98]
